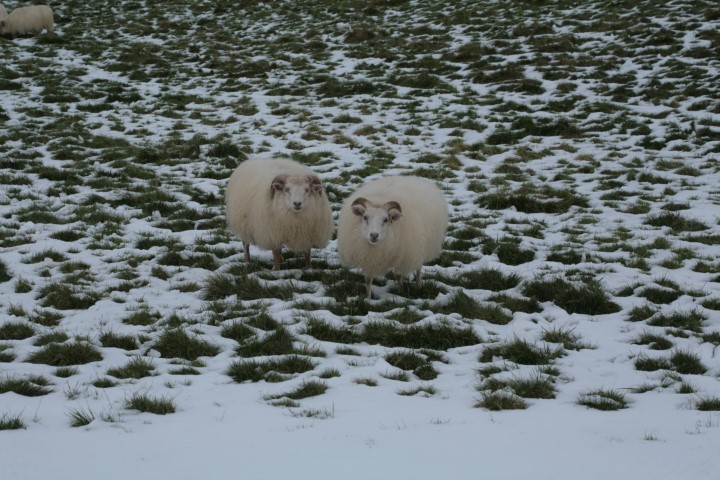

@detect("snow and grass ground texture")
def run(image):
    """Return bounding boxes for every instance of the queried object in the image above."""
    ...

[1,0,720,478]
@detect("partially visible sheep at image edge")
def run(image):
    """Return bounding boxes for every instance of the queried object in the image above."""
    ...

[225,158,334,271]
[0,4,8,22]
[0,5,54,36]
[337,175,449,299]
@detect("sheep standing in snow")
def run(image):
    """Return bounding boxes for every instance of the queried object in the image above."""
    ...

[0,5,54,36]
[337,175,449,299]
[0,4,8,22]
[225,158,334,271]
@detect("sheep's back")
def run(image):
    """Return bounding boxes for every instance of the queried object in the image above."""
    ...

[3,5,53,34]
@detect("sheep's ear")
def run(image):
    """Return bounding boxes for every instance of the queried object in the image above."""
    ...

[351,197,368,216]
[307,175,323,194]
[384,201,403,222]
[271,175,288,197]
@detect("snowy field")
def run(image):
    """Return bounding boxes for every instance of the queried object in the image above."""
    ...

[1,0,720,478]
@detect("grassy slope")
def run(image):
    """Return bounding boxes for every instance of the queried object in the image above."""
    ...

[0,0,719,426]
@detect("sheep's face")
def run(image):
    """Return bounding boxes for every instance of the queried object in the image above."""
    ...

[271,175,323,212]
[351,198,403,245]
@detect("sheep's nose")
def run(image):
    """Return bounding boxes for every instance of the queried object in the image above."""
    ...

[293,201,302,209]
[369,233,379,242]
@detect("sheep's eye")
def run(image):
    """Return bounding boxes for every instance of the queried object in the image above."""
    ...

[362,215,368,222]
[383,218,389,224]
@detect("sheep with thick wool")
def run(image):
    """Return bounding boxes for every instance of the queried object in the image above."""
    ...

[225,158,333,271]
[337,175,449,299]
[0,5,54,36]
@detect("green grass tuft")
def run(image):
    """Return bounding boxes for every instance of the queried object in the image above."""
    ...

[633,332,673,350]
[0,376,53,396]
[626,304,659,322]
[37,283,101,310]
[304,318,359,344]
[99,331,138,350]
[227,356,315,383]
[246,313,281,331]
[202,273,307,301]
[647,310,705,332]
[318,367,341,379]
[34,331,70,346]
[0,413,25,430]
[541,326,590,350]
[436,268,521,291]
[220,321,256,343]
[480,338,564,365]
[26,342,102,366]
[0,344,14,363]
[696,396,720,411]
[670,350,707,375]
[639,286,682,304]
[0,322,35,340]
[479,374,556,399]
[152,329,220,360]
[577,389,628,411]
[123,308,161,326]
[54,366,79,378]
[522,277,620,315]
[68,408,96,428]
[431,291,513,324]
[353,377,378,386]
[397,384,437,397]
[264,380,328,401]
[634,354,673,372]
[384,351,438,380]
[362,321,481,350]
[0,260,11,283]
[237,327,297,357]
[92,378,117,389]
[645,212,707,232]
[126,392,176,415]
[475,391,528,410]
[107,356,156,379]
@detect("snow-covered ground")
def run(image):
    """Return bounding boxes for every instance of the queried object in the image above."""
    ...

[1,0,720,478]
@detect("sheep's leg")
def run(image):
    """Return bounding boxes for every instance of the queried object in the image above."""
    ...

[272,248,283,271]
[365,276,373,300]
[414,268,422,286]
[243,243,251,263]
[304,249,312,269]
[395,273,407,293]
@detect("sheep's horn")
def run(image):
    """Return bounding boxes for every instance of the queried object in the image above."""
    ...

[271,175,288,197]
[384,201,402,213]
[308,175,323,193]
[351,197,369,215]
[351,197,369,208]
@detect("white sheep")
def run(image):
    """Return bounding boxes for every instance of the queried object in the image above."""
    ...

[337,175,449,299]
[0,5,54,36]
[0,4,8,22]
[225,158,334,271]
